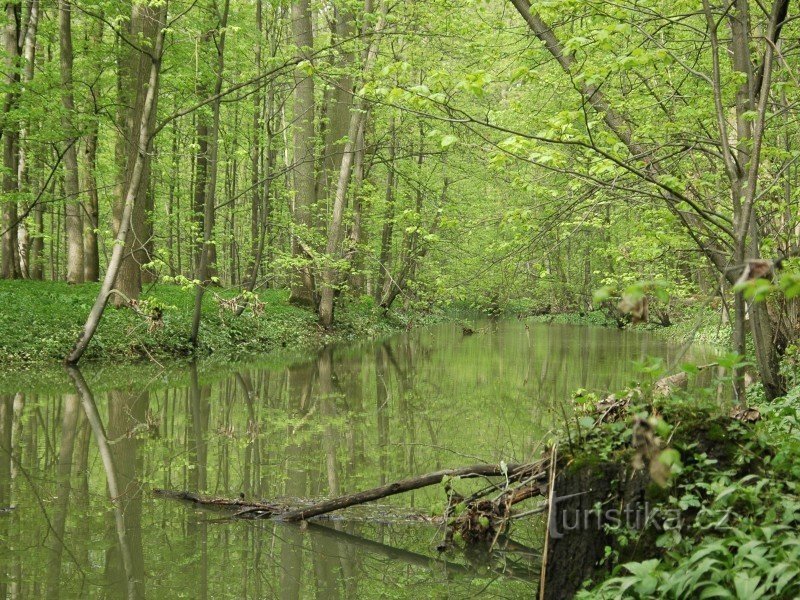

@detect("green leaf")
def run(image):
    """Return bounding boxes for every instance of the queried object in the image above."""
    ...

[441,134,458,149]
[593,285,614,304]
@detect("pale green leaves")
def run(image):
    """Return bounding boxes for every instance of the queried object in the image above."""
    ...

[593,280,670,306]
[440,134,458,149]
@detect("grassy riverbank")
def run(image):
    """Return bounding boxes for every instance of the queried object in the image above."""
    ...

[0,280,409,369]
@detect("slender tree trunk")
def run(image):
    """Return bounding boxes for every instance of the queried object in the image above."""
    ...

[347,119,367,294]
[380,170,448,311]
[377,118,397,300]
[192,103,209,275]
[319,7,355,198]
[82,115,100,281]
[30,200,43,279]
[1,1,21,279]
[81,19,103,282]
[318,116,366,327]
[59,0,84,284]
[167,119,179,276]
[247,0,263,284]
[17,0,39,279]
[318,3,386,327]
[190,0,230,346]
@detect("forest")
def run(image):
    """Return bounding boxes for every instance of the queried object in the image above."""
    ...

[1,0,800,598]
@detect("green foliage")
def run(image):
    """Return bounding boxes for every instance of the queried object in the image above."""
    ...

[577,380,800,599]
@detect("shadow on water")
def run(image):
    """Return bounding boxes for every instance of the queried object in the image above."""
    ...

[0,320,713,598]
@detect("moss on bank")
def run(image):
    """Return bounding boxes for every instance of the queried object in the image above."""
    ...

[0,280,410,370]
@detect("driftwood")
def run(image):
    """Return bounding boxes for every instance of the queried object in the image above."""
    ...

[277,462,541,522]
[154,460,551,539]
[152,489,288,518]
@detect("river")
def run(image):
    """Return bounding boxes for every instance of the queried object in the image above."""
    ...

[0,320,711,598]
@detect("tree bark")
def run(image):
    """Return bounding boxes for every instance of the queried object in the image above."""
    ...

[16,0,40,279]
[318,2,386,327]
[1,1,21,279]
[318,6,355,199]
[278,463,532,522]
[59,0,84,284]
[66,4,166,365]
[112,2,163,306]
[377,118,397,302]
[288,0,317,306]
[190,0,230,346]
[82,104,100,282]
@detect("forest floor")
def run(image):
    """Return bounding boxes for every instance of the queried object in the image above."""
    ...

[0,280,414,371]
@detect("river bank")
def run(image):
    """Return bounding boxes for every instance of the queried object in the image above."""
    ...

[0,280,422,371]
[526,306,732,349]
[557,366,800,598]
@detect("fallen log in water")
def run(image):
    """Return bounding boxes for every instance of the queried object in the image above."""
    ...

[153,459,550,529]
[152,489,288,518]
[276,462,543,522]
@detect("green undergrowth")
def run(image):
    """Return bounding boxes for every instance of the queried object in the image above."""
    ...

[567,377,800,598]
[525,305,731,350]
[526,309,619,327]
[0,280,408,373]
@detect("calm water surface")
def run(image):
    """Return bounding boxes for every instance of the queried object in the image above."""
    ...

[0,321,709,598]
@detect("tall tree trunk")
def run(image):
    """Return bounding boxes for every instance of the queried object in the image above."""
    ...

[66,3,166,364]
[318,6,355,199]
[59,0,84,284]
[288,0,317,306]
[377,118,397,300]
[111,1,163,306]
[167,118,178,276]
[81,18,102,282]
[318,2,386,327]
[17,0,39,279]
[83,109,100,281]
[30,200,43,279]
[192,99,209,275]
[190,0,230,346]
[318,116,367,327]
[247,0,262,285]
[347,118,367,294]
[1,1,21,279]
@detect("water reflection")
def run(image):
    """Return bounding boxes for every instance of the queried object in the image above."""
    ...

[0,321,709,598]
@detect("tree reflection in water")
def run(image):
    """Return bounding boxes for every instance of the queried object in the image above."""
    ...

[0,321,711,598]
